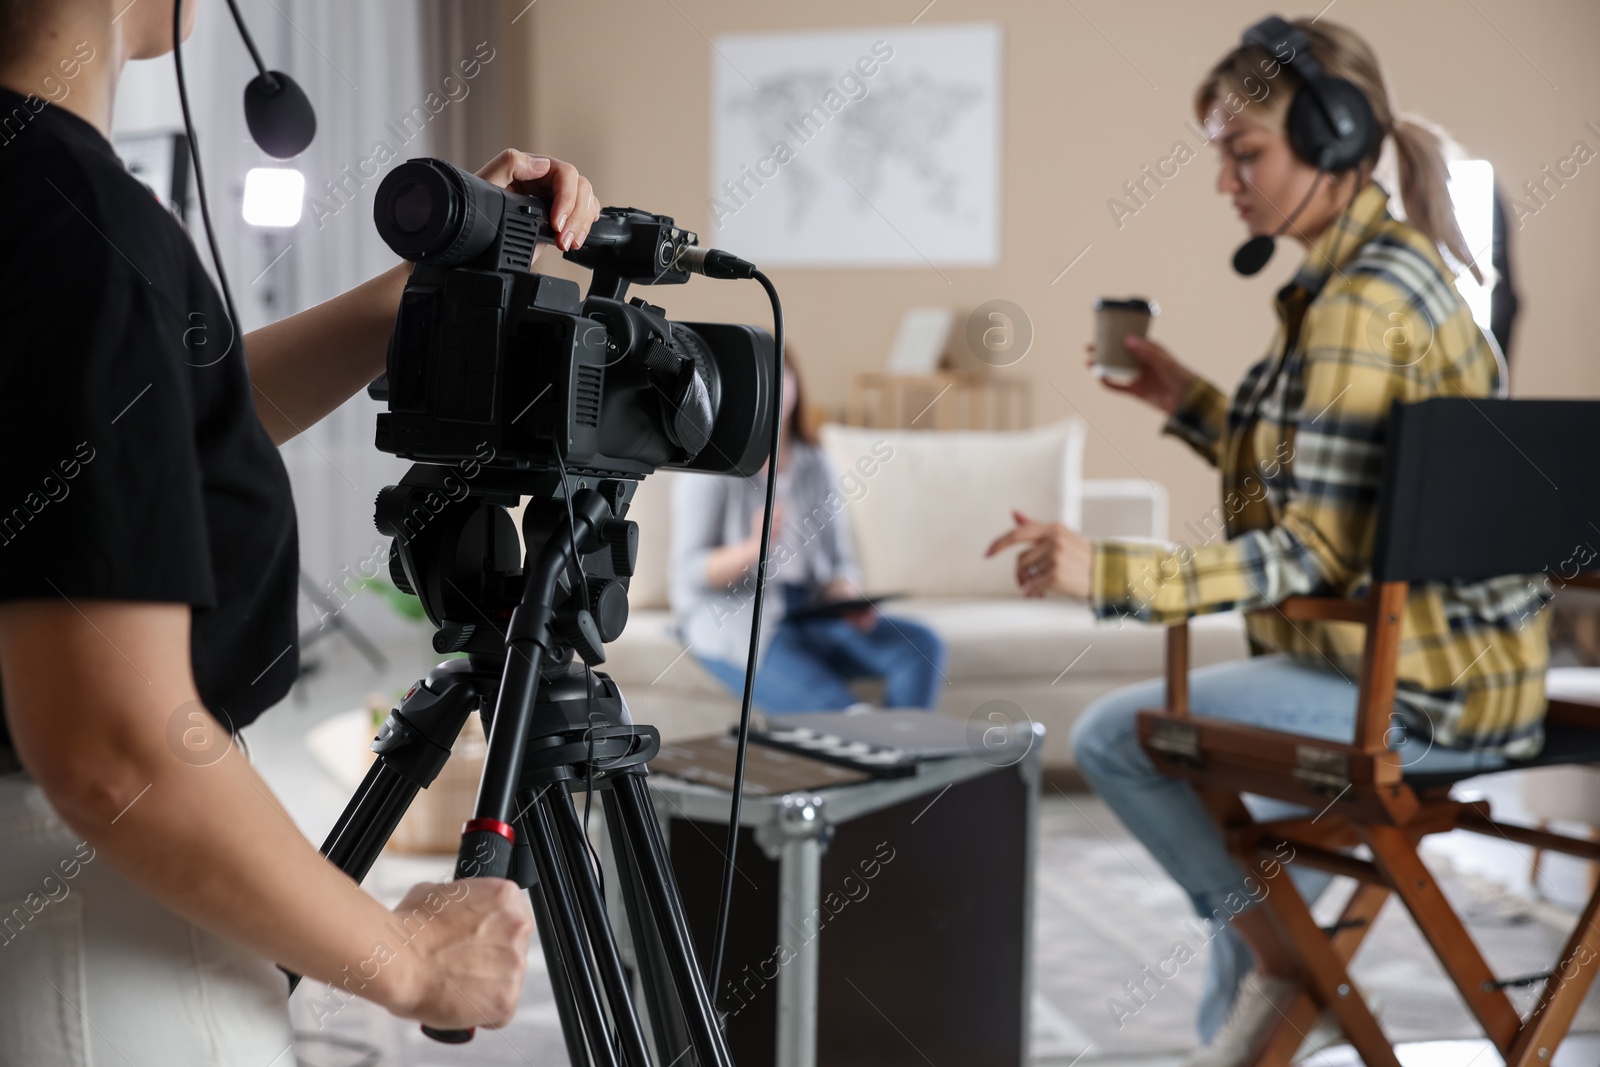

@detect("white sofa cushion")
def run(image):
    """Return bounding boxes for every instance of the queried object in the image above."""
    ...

[818,420,1086,599]
[622,419,1091,610]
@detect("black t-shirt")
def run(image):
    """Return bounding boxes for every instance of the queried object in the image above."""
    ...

[0,88,299,744]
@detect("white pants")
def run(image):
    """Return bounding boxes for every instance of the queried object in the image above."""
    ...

[0,769,299,1066]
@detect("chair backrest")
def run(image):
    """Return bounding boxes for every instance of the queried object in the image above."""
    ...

[1372,398,1600,583]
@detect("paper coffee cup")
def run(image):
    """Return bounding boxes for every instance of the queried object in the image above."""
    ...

[1093,297,1158,385]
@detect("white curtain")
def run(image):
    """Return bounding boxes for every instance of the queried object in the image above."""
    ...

[255,0,429,646]
[419,0,510,172]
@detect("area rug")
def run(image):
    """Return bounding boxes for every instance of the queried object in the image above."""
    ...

[1029,789,1600,1061]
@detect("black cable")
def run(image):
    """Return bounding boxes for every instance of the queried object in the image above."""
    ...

[550,449,621,1065]
[550,443,593,613]
[221,0,271,81]
[708,268,784,1011]
[552,442,605,900]
[172,0,241,369]
[1277,169,1326,240]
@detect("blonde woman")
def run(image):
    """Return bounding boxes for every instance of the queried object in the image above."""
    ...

[987,17,1547,1067]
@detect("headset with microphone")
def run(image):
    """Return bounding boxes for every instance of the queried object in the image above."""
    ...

[1230,15,1377,276]
[172,0,317,362]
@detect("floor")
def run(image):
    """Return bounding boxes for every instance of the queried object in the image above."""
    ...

[1070,1038,1600,1066]
[252,631,1600,1066]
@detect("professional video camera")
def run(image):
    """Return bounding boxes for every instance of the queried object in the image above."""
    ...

[302,157,783,1062]
[367,157,773,480]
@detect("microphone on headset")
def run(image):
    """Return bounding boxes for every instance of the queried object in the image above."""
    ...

[223,0,316,159]
[1231,170,1324,276]
[1231,232,1280,278]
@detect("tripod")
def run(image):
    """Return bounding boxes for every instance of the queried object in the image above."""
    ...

[308,462,734,1067]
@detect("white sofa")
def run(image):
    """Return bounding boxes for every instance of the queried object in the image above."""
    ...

[601,420,1248,770]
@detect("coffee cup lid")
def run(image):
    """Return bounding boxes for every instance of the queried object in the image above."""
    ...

[1094,297,1159,315]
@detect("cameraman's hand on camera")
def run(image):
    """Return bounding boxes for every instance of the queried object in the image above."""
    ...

[376,878,534,1030]
[1084,335,1196,417]
[476,149,600,254]
[984,510,1093,599]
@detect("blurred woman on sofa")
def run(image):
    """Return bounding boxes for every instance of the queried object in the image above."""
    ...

[670,350,946,713]
[985,17,1547,1067]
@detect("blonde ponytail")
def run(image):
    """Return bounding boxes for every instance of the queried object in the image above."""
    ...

[1391,118,1483,284]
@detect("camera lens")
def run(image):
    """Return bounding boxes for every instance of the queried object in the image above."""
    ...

[390,179,433,235]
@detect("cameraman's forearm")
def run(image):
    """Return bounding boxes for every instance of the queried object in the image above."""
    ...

[246,262,412,446]
[36,739,415,1009]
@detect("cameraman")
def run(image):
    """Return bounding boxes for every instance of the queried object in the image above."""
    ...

[0,0,600,1060]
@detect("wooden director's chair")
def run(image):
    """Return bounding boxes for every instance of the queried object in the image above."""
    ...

[1137,398,1600,1067]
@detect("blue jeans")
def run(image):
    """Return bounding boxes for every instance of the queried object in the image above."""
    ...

[1070,654,1508,1043]
[695,587,946,712]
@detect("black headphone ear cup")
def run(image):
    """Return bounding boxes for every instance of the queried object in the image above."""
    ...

[1287,76,1375,172]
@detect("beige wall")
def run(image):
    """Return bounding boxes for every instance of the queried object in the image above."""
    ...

[500,0,1600,533]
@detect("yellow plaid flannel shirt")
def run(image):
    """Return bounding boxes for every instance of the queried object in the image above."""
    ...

[1093,182,1551,757]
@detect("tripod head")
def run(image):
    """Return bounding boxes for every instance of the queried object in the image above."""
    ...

[375,464,639,673]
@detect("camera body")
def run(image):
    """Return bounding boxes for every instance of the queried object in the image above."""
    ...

[369,158,773,482]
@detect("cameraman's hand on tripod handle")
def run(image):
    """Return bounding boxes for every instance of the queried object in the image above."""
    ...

[475,148,600,253]
[1084,336,1196,417]
[380,878,534,1031]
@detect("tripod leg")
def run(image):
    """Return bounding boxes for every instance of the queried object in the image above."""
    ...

[611,774,734,1067]
[321,662,480,884]
[549,784,652,1067]
[605,790,694,1066]
[320,761,420,882]
[522,841,595,1067]
[525,789,623,1067]
[284,763,422,995]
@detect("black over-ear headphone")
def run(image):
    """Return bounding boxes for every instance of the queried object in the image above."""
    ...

[1242,15,1376,172]
[172,0,318,364]
[1230,15,1378,275]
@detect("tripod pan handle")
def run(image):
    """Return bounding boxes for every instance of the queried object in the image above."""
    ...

[455,818,516,880]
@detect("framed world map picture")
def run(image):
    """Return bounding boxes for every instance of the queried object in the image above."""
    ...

[709,22,1002,268]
